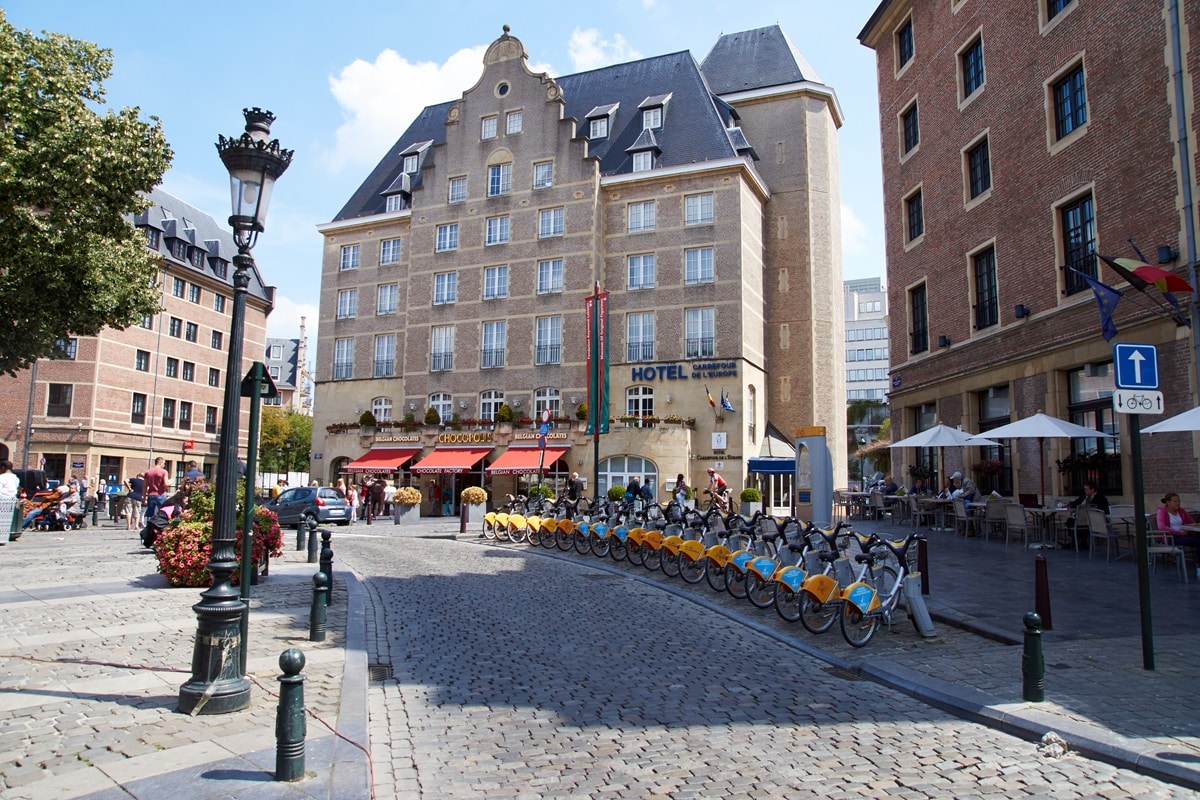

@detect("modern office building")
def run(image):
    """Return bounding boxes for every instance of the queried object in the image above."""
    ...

[859,0,1200,500]
[312,25,846,514]
[844,278,890,404]
[0,188,273,487]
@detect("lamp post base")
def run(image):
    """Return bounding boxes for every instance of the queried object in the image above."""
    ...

[178,588,251,715]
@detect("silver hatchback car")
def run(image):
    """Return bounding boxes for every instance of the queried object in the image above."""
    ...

[264,486,350,527]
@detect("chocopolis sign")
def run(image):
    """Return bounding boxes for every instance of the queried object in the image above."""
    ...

[629,360,738,381]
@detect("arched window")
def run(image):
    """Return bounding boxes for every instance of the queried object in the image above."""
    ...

[534,387,560,419]
[480,390,504,422]
[371,396,392,422]
[429,393,452,424]
[598,455,658,498]
[329,456,350,487]
[626,385,654,425]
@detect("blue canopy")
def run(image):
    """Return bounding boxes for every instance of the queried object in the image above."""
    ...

[747,457,794,475]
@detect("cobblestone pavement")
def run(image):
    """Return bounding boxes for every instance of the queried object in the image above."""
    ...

[340,531,1199,799]
[0,524,349,800]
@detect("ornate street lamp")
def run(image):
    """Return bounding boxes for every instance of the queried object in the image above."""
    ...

[179,109,292,715]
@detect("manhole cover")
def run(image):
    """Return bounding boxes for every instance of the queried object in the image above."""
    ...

[822,666,865,681]
[368,664,394,682]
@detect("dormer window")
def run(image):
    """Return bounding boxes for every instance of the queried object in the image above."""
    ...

[638,94,670,130]
[632,152,653,172]
[626,127,660,173]
[189,248,204,268]
[642,107,661,129]
[145,228,160,248]
[403,154,418,173]
[585,103,618,140]
[170,239,187,260]
[386,195,404,213]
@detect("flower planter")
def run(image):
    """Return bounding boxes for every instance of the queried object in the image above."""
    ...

[742,501,762,517]
[393,503,420,525]
[466,503,486,525]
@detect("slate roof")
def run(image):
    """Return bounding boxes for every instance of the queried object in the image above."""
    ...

[135,187,272,303]
[700,25,822,94]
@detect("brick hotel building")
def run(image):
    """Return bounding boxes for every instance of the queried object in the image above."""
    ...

[311,26,846,513]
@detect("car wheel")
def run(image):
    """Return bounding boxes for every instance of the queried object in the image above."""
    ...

[303,513,318,529]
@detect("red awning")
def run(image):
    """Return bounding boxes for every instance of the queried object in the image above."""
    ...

[408,446,493,475]
[485,446,569,475]
[344,447,420,474]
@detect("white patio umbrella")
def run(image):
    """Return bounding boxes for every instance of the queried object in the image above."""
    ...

[967,413,1114,506]
[889,424,999,491]
[1142,406,1200,434]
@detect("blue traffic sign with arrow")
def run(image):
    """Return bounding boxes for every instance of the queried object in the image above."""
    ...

[1113,343,1159,390]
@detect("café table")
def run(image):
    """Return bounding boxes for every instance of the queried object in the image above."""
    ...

[918,496,952,531]
[1024,506,1073,550]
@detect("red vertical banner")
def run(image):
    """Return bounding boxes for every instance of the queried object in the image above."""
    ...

[584,293,596,435]
[597,291,609,434]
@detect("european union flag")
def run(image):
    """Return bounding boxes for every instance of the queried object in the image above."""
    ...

[1081,273,1122,342]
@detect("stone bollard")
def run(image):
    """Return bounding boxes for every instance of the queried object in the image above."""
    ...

[274,648,307,781]
[307,526,319,564]
[1034,554,1053,630]
[320,530,334,607]
[295,522,305,551]
[310,572,328,642]
[1022,611,1045,702]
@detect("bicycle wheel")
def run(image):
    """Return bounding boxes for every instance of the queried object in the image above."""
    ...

[482,519,497,541]
[661,550,681,578]
[526,526,542,547]
[509,525,527,545]
[495,524,511,543]
[725,566,748,599]
[591,535,612,558]
[555,527,573,550]
[626,542,645,567]
[679,553,706,584]
[840,603,880,647]
[774,584,803,622]
[705,561,726,591]
[746,574,776,609]
[610,537,628,562]
[574,532,591,555]
[799,594,839,635]
[643,546,663,571]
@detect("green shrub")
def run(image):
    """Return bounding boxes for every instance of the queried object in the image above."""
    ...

[575,401,588,421]
[495,404,515,423]
[740,487,762,503]
[358,410,377,427]
[423,406,441,425]
[528,484,554,500]
[608,485,628,501]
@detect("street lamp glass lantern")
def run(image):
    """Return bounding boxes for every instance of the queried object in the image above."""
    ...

[216,108,293,249]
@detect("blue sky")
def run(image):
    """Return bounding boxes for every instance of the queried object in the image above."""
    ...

[7,1,886,346]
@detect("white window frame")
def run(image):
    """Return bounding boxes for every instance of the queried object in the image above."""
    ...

[627,312,655,362]
[538,207,564,238]
[431,326,455,372]
[534,388,561,420]
[434,272,458,305]
[385,194,404,213]
[533,161,554,189]
[590,117,608,139]
[336,288,358,319]
[372,397,393,422]
[480,390,505,421]
[485,215,510,245]
[537,259,563,294]
[488,163,512,196]
[436,223,459,252]
[628,254,656,290]
[481,115,497,140]
[377,283,398,315]
[642,107,662,129]
[374,334,396,377]
[380,238,401,265]
[685,247,715,285]
[430,393,453,423]
[535,316,562,365]
[684,193,714,226]
[340,244,360,271]
[482,321,507,369]
[448,176,467,203]
[632,151,653,172]
[506,110,523,134]
[484,265,509,300]
[334,338,354,380]
[403,154,418,173]
[685,307,715,358]
[628,200,656,232]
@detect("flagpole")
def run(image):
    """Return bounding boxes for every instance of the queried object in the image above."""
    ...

[591,282,601,502]
[1168,0,1200,395]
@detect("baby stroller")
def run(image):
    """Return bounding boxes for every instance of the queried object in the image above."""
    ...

[139,491,186,549]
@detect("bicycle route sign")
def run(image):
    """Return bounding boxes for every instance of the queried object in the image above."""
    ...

[1113,389,1163,415]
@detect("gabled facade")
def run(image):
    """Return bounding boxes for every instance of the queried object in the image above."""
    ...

[860,0,1200,501]
[0,188,273,487]
[313,26,844,511]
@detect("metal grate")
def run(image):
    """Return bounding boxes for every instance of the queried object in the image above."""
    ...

[368,664,394,682]
[823,666,865,682]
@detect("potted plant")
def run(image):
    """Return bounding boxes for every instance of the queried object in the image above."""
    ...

[358,409,377,431]
[461,485,488,525]
[423,407,441,426]
[393,485,421,524]
[575,402,588,421]
[607,485,628,502]
[740,486,762,516]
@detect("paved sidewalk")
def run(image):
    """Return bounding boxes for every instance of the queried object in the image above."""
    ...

[0,520,368,800]
[3,511,1199,796]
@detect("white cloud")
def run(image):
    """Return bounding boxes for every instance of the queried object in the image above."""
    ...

[322,46,487,174]
[841,202,869,258]
[568,28,642,72]
[267,293,319,346]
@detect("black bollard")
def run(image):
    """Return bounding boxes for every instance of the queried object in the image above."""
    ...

[1034,554,1053,630]
[1022,611,1045,702]
[917,535,929,595]
[310,572,328,642]
[275,648,307,781]
[320,530,334,607]
[307,526,319,564]
[295,522,305,551]
[91,498,99,528]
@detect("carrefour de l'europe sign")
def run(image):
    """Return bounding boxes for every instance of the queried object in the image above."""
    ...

[629,361,738,381]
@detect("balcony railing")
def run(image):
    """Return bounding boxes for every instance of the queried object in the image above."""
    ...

[333,362,353,380]
[627,342,654,362]
[431,352,454,372]
[535,343,561,364]
[374,359,395,378]
[481,348,506,369]
[685,337,714,359]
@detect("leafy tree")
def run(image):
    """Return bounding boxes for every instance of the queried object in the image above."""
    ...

[0,12,173,374]
[258,408,313,472]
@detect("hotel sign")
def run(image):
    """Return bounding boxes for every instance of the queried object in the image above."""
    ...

[630,360,738,381]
